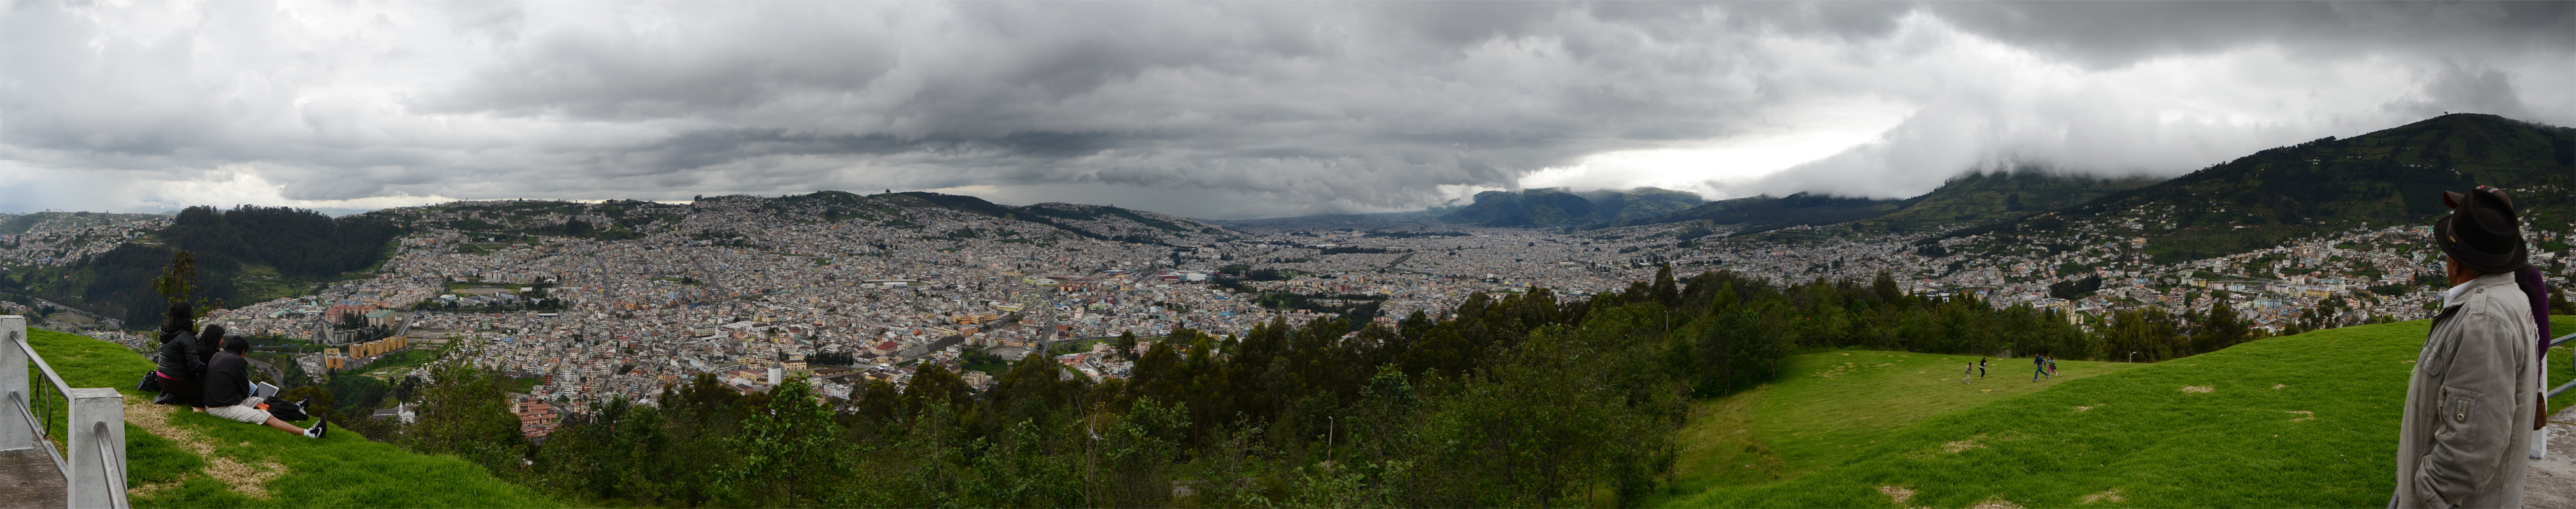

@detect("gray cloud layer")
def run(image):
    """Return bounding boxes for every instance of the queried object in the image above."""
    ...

[0,1,2568,218]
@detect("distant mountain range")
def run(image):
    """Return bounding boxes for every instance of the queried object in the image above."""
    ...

[1417,113,2572,263]
[1419,170,2155,237]
[1434,186,1706,228]
[1936,113,2574,261]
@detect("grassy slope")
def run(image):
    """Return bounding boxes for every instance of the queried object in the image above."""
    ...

[1665,316,2576,508]
[1663,351,2144,500]
[24,328,563,508]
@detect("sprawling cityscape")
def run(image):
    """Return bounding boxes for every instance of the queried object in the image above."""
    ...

[11,187,2564,443]
[0,3,2568,507]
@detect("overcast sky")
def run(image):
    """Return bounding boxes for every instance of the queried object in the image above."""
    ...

[1,1,2568,219]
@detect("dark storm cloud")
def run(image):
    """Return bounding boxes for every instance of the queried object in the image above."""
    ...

[1925,1,2575,68]
[0,1,2567,217]
[2386,60,2536,121]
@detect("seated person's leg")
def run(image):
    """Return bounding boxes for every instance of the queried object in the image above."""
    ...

[260,415,304,434]
[208,395,306,434]
[206,396,272,424]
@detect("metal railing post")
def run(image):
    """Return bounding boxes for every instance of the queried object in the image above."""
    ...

[1,315,31,451]
[67,387,125,508]
[2544,332,2576,461]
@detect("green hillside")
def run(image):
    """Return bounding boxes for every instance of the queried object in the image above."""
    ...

[1849,170,2159,234]
[1580,187,1710,223]
[1943,114,2576,261]
[23,328,565,508]
[1661,316,2576,508]
[1645,171,2151,238]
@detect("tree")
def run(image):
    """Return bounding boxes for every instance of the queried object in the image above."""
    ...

[2196,292,2249,354]
[149,251,218,320]
[404,363,530,476]
[1650,265,1680,307]
[1114,331,1140,361]
[722,377,852,506]
[1871,269,1902,303]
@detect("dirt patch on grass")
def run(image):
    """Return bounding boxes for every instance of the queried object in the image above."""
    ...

[2283,410,2316,422]
[2074,405,2094,412]
[125,399,288,499]
[1969,499,2027,509]
[2181,385,2215,393]
[1878,485,1916,505]
[1943,436,1985,453]
[2079,488,2126,504]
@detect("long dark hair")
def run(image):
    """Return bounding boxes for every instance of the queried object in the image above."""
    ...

[161,302,195,336]
[202,324,230,352]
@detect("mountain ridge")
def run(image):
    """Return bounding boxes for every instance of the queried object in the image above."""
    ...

[1437,186,1706,228]
[1931,113,2575,261]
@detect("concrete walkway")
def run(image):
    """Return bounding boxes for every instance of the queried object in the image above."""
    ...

[2526,405,2576,508]
[0,447,67,508]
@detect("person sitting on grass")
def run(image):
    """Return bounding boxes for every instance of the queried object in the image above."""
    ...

[202,335,325,438]
[150,303,208,412]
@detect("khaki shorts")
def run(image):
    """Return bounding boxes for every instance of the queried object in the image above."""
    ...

[208,396,271,424]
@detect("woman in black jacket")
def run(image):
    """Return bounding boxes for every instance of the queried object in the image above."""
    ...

[151,303,207,410]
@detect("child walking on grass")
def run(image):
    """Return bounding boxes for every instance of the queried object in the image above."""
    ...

[1964,363,1974,384]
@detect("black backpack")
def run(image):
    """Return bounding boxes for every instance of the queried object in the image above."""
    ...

[261,397,311,421]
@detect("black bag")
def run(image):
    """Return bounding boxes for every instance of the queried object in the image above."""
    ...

[261,397,309,422]
[137,371,162,393]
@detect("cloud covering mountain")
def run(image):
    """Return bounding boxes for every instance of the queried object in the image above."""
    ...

[0,1,2567,218]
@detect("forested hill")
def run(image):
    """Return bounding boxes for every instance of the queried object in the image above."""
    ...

[1644,171,2157,239]
[1847,169,2160,234]
[1936,113,2576,261]
[4,206,406,326]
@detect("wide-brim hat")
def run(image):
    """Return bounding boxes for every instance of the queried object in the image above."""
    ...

[2435,186,2529,274]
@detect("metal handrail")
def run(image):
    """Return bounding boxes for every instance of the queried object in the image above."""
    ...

[2546,331,2576,398]
[96,422,128,509]
[9,330,73,445]
[6,324,130,509]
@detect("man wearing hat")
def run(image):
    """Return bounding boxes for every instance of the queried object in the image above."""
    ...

[2392,186,2545,508]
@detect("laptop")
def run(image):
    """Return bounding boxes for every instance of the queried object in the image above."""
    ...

[255,382,280,399]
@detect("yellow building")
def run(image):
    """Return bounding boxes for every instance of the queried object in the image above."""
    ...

[347,335,410,358]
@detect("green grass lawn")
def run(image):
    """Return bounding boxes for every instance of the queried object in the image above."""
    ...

[354,348,443,379]
[23,328,566,508]
[1662,351,2144,501]
[1661,316,2576,508]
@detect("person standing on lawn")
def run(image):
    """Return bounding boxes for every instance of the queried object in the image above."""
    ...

[1978,357,1989,378]
[2391,186,2540,508]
